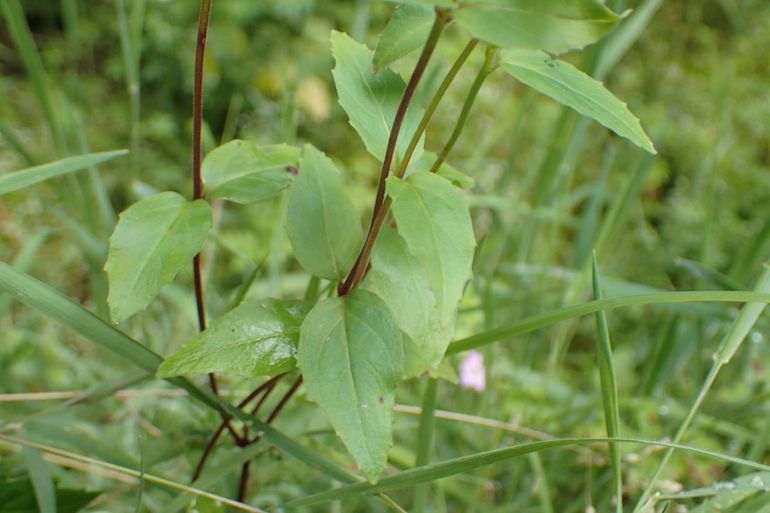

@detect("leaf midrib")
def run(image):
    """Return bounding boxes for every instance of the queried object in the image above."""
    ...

[502,58,648,147]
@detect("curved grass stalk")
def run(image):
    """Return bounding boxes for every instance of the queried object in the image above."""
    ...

[0,433,268,513]
[448,290,770,355]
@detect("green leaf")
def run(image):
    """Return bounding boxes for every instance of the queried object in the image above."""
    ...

[374,4,435,72]
[454,0,621,55]
[105,192,212,323]
[407,150,475,189]
[297,289,404,483]
[387,172,475,358]
[331,30,425,163]
[363,226,440,376]
[499,48,656,153]
[202,140,300,204]
[0,150,127,196]
[286,145,363,280]
[157,299,309,378]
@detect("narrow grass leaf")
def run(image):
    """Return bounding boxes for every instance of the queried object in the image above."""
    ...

[0,0,65,150]
[413,378,438,513]
[499,49,655,153]
[595,0,664,80]
[0,229,52,318]
[374,4,434,71]
[448,290,770,355]
[0,261,162,373]
[105,191,212,322]
[591,255,622,513]
[0,476,96,513]
[633,263,770,512]
[23,446,57,513]
[0,119,35,165]
[0,434,266,513]
[714,263,770,364]
[287,437,770,507]
[0,150,128,197]
[687,472,770,512]
[731,218,770,284]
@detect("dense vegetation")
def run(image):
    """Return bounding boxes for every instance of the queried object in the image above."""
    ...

[1,1,769,512]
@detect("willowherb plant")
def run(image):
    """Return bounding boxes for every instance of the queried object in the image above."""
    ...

[100,0,655,488]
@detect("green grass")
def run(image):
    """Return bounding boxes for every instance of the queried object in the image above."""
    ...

[1,1,770,512]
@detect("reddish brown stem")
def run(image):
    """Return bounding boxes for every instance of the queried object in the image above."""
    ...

[193,0,211,203]
[266,376,303,423]
[237,460,251,502]
[192,1,216,399]
[338,14,446,296]
[242,371,285,442]
[248,376,304,445]
[191,420,230,483]
[190,373,287,482]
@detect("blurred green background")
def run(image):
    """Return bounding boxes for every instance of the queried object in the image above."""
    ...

[1,1,769,512]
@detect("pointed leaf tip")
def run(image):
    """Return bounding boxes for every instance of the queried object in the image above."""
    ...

[297,289,404,482]
[105,192,212,323]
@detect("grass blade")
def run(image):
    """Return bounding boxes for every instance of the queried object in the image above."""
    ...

[448,290,770,355]
[0,261,358,485]
[23,446,57,513]
[632,262,770,512]
[0,119,36,165]
[0,150,128,197]
[0,434,266,513]
[0,229,52,318]
[0,260,161,373]
[286,437,770,507]
[413,377,438,513]
[592,254,622,512]
[0,0,65,151]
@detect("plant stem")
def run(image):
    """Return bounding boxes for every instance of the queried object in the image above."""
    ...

[339,12,446,297]
[413,378,438,513]
[193,0,211,203]
[395,39,478,178]
[241,371,285,442]
[192,0,211,327]
[192,0,217,399]
[430,46,498,174]
[191,373,287,482]
[237,460,251,502]
[369,13,445,227]
[339,39,481,294]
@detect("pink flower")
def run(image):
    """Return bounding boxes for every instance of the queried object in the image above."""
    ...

[459,351,485,392]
